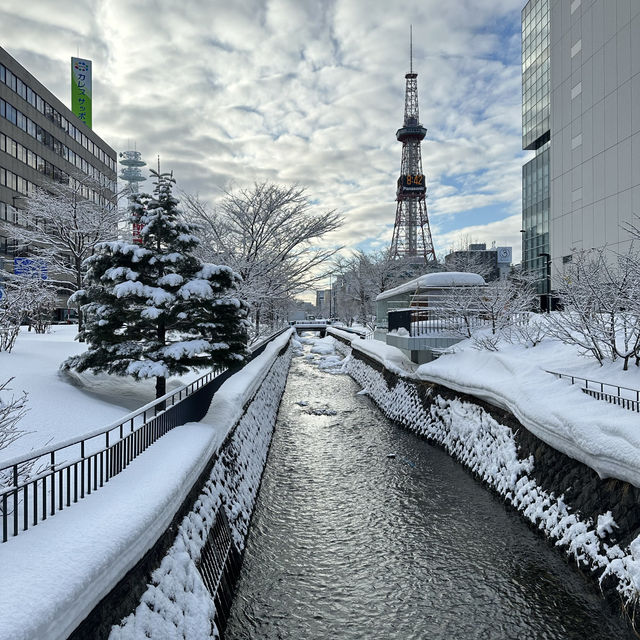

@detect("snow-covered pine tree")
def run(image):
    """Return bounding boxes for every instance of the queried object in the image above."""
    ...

[63,171,250,399]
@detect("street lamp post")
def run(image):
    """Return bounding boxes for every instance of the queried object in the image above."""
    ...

[539,252,551,312]
[329,274,332,318]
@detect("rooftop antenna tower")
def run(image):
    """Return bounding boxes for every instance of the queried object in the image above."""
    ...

[389,26,437,265]
[119,146,147,243]
[119,146,147,197]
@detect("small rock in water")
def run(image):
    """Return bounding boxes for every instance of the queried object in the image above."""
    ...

[305,407,338,416]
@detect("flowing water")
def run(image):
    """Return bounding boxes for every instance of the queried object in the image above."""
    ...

[225,344,634,640]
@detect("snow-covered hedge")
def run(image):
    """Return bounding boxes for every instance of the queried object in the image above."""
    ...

[341,343,640,616]
[109,337,294,639]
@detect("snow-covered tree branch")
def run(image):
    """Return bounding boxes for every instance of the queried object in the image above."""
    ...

[0,271,57,350]
[332,250,404,328]
[433,272,538,350]
[547,247,640,369]
[0,378,28,453]
[0,174,123,332]
[183,183,343,337]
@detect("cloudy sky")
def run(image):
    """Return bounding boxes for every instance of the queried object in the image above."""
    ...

[1,0,527,272]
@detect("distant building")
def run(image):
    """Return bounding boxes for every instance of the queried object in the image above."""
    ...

[521,0,640,296]
[444,243,512,281]
[315,288,333,317]
[0,46,117,317]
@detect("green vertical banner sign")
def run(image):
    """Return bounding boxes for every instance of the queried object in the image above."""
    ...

[71,57,92,128]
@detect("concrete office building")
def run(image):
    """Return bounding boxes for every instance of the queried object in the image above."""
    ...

[0,46,117,316]
[521,0,640,297]
[444,243,513,281]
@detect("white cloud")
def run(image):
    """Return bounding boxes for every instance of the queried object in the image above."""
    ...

[0,0,526,285]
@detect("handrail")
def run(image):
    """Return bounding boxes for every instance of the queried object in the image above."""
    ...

[0,327,290,542]
[387,308,529,337]
[0,369,221,471]
[546,369,640,413]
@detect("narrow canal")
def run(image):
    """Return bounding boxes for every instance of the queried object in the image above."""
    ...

[225,339,633,640]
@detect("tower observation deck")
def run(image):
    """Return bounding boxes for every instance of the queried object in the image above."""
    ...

[389,31,437,265]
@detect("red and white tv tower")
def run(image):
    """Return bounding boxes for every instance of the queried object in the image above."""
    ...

[389,28,437,265]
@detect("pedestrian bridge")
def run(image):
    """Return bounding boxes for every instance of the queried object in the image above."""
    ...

[288,320,331,336]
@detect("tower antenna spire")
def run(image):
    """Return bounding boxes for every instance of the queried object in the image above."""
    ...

[410,24,413,74]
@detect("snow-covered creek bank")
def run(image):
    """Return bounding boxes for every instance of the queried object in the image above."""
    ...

[224,337,634,639]
[328,331,640,636]
[24,327,636,639]
[0,331,294,640]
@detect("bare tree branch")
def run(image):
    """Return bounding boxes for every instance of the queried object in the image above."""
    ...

[183,183,343,336]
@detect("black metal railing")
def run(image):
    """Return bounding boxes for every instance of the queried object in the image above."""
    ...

[0,328,290,542]
[197,506,242,635]
[388,309,411,333]
[546,370,640,413]
[387,308,528,337]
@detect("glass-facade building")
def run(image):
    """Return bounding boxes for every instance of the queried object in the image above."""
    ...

[523,0,640,296]
[521,0,551,296]
[522,145,549,294]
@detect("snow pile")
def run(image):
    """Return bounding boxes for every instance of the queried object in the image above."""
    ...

[290,337,304,355]
[328,328,416,375]
[309,336,336,356]
[110,336,294,639]
[298,334,345,374]
[415,340,640,488]
[345,351,640,608]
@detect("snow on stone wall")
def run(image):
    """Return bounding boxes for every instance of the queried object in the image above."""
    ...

[343,348,640,613]
[109,342,293,640]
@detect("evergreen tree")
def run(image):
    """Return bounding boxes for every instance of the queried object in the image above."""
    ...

[63,171,250,399]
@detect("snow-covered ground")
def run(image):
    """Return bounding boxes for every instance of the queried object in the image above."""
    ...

[329,326,640,489]
[0,325,201,463]
[0,326,294,640]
